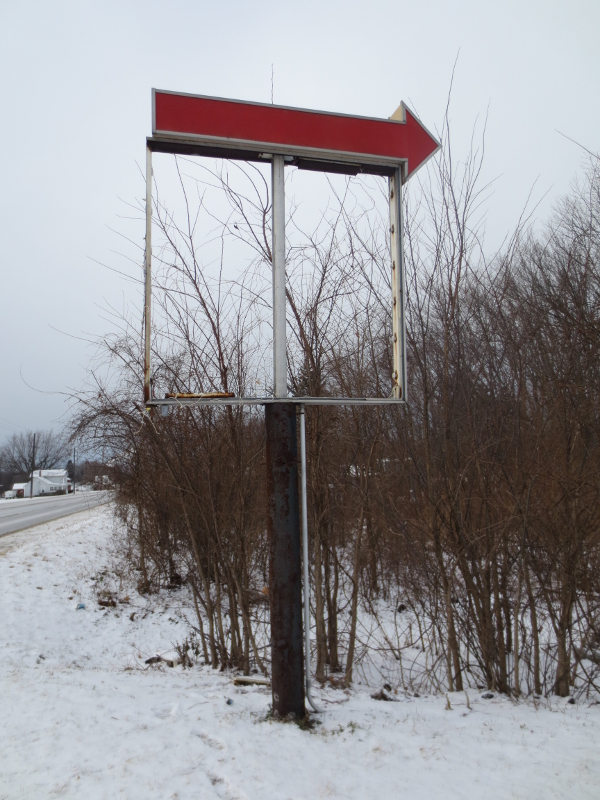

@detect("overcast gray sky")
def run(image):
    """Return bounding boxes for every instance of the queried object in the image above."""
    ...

[0,0,598,440]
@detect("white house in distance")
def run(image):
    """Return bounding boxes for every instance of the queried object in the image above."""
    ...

[18,469,72,498]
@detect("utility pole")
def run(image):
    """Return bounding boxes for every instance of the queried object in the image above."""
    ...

[73,445,76,494]
[29,432,36,499]
[265,155,305,719]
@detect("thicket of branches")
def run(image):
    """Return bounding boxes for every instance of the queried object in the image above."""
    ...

[71,126,600,698]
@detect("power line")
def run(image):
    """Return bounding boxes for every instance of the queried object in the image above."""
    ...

[0,415,27,432]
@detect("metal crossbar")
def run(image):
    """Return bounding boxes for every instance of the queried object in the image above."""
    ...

[146,396,405,408]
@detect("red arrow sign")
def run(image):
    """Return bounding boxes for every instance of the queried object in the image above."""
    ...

[152,90,440,180]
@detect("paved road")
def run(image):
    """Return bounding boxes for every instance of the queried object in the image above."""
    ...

[0,492,111,537]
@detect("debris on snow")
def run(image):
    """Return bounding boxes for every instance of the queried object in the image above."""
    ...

[233,675,270,687]
[371,687,396,702]
[144,652,182,668]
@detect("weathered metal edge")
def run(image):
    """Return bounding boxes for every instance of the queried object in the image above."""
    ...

[147,135,401,177]
[146,396,405,407]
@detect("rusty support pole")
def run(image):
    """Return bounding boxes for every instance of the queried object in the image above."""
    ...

[266,402,305,718]
[389,165,407,401]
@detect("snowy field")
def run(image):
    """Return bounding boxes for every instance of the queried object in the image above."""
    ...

[1,506,599,799]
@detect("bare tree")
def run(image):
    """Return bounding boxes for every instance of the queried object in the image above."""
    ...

[0,429,70,475]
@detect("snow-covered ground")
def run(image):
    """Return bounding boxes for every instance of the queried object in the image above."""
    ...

[1,506,599,799]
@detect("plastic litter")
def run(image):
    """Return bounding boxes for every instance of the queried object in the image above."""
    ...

[76,603,85,610]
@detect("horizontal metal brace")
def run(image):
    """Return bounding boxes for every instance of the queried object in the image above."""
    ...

[146,396,405,408]
[147,136,402,177]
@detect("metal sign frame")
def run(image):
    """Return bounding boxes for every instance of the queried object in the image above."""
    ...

[140,89,440,718]
[143,90,440,408]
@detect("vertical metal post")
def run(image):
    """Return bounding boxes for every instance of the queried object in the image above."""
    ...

[266,403,305,718]
[266,156,304,717]
[389,166,407,400]
[271,154,287,398]
[144,146,153,405]
[299,405,323,712]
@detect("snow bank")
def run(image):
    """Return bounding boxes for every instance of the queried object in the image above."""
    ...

[1,505,599,799]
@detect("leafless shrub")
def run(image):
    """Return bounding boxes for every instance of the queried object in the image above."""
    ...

[70,121,600,698]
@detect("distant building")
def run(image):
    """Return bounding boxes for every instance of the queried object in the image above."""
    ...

[18,469,72,498]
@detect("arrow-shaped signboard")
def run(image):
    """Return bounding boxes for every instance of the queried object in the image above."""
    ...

[150,90,440,180]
